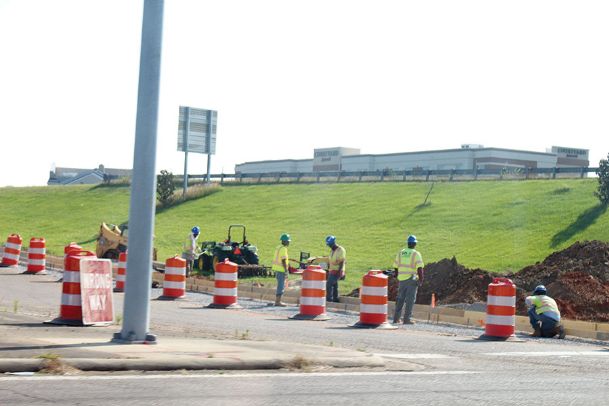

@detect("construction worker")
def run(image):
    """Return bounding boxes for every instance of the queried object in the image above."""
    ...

[526,285,566,339]
[325,235,346,303]
[392,234,424,325]
[182,226,201,276]
[272,233,291,306]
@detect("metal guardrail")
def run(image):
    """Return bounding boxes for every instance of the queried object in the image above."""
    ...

[188,167,599,184]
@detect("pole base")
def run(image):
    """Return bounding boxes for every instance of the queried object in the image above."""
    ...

[349,321,398,330]
[112,332,157,344]
[207,303,242,309]
[290,313,331,321]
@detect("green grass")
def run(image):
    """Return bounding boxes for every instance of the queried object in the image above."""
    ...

[1,180,608,292]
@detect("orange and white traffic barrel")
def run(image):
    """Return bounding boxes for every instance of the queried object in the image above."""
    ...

[46,250,96,326]
[114,251,127,292]
[158,256,186,300]
[290,265,329,320]
[208,258,242,309]
[24,237,46,274]
[351,270,397,329]
[1,234,22,267]
[479,277,516,340]
[64,242,82,268]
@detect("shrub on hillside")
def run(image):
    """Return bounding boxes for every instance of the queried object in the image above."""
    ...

[596,153,609,205]
[156,170,175,207]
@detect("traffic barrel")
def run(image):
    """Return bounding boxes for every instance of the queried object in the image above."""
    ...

[479,277,517,340]
[46,250,96,326]
[114,251,127,292]
[208,258,241,309]
[351,270,397,329]
[24,237,47,274]
[290,265,329,320]
[1,234,22,267]
[158,256,186,300]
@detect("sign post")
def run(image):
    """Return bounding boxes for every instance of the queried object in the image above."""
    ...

[177,106,217,186]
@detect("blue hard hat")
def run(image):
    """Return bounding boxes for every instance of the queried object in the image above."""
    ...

[407,235,417,244]
[192,226,200,235]
[325,235,336,246]
[533,285,547,295]
[280,233,291,242]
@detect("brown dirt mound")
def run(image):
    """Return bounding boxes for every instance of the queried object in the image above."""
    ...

[415,240,609,322]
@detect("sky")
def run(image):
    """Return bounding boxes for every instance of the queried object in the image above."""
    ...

[0,0,608,187]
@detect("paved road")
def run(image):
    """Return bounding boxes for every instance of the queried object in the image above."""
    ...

[2,369,609,405]
[1,267,609,404]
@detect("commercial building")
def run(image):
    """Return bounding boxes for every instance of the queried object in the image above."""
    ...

[235,145,589,174]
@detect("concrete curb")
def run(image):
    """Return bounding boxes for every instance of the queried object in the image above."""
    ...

[0,354,385,373]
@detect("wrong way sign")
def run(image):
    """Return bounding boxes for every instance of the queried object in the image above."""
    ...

[80,258,114,326]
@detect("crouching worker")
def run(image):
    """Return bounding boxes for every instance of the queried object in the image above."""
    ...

[526,285,566,339]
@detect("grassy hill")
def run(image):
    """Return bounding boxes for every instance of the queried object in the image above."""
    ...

[1,180,608,291]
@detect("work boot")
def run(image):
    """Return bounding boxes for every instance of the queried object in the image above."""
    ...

[556,325,566,339]
[403,319,416,325]
[275,295,286,307]
[532,326,541,337]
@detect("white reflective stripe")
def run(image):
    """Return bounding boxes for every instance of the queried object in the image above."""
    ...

[360,304,387,314]
[300,296,325,307]
[116,274,126,282]
[302,280,326,290]
[2,252,19,260]
[61,294,81,306]
[165,266,185,275]
[361,286,387,296]
[486,315,515,326]
[163,281,185,289]
[28,247,46,255]
[118,261,126,268]
[28,259,45,266]
[5,242,21,250]
[487,295,516,307]
[214,272,238,281]
[63,270,80,283]
[214,287,237,297]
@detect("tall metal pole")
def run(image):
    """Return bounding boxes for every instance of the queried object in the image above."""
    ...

[183,107,190,196]
[114,0,164,344]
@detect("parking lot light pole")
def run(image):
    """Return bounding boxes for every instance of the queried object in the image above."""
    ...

[113,0,164,344]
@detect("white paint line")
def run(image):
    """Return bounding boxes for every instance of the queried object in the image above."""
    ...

[483,351,609,357]
[0,370,478,381]
[375,353,454,359]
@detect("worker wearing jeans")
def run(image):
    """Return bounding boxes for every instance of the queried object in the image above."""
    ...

[393,235,424,325]
[272,233,291,306]
[526,285,565,338]
[325,235,346,303]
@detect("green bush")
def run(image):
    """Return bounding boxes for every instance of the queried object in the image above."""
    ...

[156,170,175,207]
[596,153,609,205]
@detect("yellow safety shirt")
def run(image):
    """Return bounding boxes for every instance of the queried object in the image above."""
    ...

[393,248,424,281]
[328,245,346,274]
[525,294,561,321]
[272,245,288,272]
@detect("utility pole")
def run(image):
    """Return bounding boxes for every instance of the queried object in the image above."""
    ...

[113,0,164,344]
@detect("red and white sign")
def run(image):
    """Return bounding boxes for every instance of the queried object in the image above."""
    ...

[80,258,114,325]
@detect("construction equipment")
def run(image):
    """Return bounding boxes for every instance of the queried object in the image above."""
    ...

[96,222,157,261]
[197,225,271,277]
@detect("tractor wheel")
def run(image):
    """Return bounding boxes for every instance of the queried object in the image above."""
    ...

[103,249,120,261]
[198,254,212,272]
[212,255,220,272]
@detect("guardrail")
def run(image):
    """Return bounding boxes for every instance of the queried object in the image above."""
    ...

[188,167,599,184]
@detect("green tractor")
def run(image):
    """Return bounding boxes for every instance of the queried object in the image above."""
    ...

[197,225,271,277]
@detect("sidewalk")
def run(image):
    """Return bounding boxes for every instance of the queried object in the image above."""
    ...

[0,313,385,373]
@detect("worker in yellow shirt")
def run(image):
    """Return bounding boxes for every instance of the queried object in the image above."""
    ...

[271,233,291,306]
[393,234,424,325]
[325,235,346,303]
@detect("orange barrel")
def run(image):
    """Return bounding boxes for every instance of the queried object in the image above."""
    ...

[25,237,46,274]
[481,277,516,339]
[158,256,186,300]
[290,265,329,320]
[350,270,397,329]
[64,242,82,270]
[1,234,22,267]
[208,258,241,309]
[49,250,96,325]
[114,251,127,292]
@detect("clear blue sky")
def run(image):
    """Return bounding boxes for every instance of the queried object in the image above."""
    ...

[1,0,607,186]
